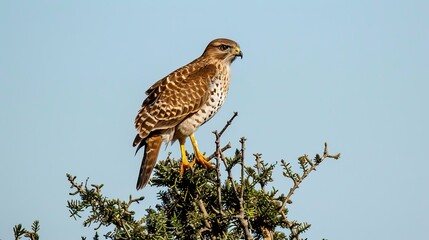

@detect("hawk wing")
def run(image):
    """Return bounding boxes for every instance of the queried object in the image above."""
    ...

[133,62,217,148]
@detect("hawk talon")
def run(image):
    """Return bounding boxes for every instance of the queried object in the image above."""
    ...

[180,157,195,175]
[193,152,214,169]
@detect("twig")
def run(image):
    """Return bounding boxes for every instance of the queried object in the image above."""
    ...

[278,143,340,213]
[213,130,224,217]
[126,195,145,209]
[207,143,231,161]
[209,112,239,218]
[236,137,253,240]
[212,115,252,239]
[196,199,212,231]
[67,174,85,194]
[218,111,238,137]
[254,153,265,191]
[222,156,239,200]
[239,137,246,205]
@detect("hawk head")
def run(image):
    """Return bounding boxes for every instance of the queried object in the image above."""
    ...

[202,38,243,63]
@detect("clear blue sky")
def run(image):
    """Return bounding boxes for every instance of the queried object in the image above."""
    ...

[1,1,428,239]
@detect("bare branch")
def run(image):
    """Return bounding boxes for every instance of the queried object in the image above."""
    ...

[218,111,238,137]
[196,199,212,230]
[237,137,253,240]
[239,137,246,204]
[206,143,231,161]
[208,112,240,220]
[213,130,224,217]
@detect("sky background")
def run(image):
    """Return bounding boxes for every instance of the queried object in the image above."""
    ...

[1,1,428,239]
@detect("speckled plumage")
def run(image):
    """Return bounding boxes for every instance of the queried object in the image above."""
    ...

[133,38,242,189]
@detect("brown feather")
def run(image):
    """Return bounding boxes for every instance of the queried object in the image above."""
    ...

[132,134,142,147]
[133,63,217,141]
[136,134,163,190]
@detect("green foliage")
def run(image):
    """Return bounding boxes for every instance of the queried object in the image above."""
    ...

[13,116,340,240]
[66,174,146,239]
[64,137,339,239]
[13,220,40,240]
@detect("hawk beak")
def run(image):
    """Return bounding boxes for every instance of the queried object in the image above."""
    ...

[234,47,243,59]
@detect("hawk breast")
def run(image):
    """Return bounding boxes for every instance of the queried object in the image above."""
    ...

[175,65,231,137]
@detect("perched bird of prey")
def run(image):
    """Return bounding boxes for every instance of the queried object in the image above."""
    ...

[133,38,242,190]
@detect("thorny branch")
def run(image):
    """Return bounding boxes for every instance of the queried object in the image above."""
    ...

[66,173,144,239]
[213,130,225,217]
[237,137,253,240]
[279,142,340,216]
[212,113,252,239]
[196,198,212,233]
[211,112,239,217]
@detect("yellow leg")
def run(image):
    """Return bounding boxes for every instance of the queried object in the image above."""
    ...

[179,139,194,175]
[189,134,214,169]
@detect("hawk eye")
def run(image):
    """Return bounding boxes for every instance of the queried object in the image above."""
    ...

[218,44,229,51]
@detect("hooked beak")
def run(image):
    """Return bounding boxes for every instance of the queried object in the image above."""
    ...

[234,47,243,59]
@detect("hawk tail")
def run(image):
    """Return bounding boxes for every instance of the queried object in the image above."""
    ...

[133,134,144,155]
[136,134,163,190]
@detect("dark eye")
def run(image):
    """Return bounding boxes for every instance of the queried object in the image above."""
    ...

[218,44,229,51]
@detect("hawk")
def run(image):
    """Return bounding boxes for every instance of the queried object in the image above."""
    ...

[133,38,242,190]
